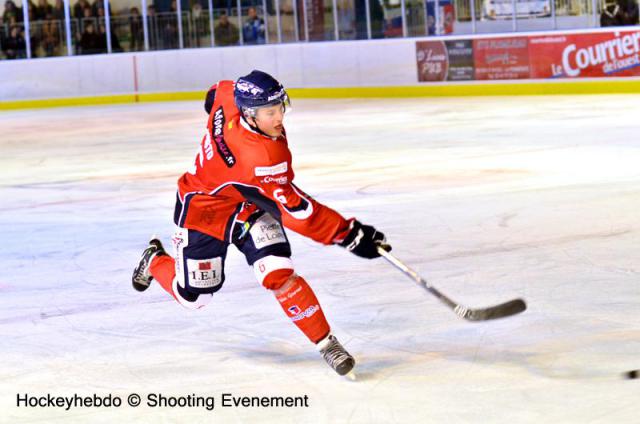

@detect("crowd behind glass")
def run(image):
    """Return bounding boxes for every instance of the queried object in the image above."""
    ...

[0,0,638,59]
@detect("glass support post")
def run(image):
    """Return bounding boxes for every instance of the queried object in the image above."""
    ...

[400,0,407,37]
[104,0,113,53]
[63,0,73,54]
[23,0,32,58]
[177,0,184,48]
[208,0,215,46]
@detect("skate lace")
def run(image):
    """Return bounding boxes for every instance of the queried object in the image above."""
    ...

[321,338,351,370]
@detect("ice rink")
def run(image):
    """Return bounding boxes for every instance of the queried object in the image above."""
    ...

[1,94,639,423]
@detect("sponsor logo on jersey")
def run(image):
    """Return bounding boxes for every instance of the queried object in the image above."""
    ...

[187,257,222,289]
[290,305,320,322]
[254,161,288,176]
[236,80,264,95]
[261,175,288,185]
[212,107,236,168]
[288,305,301,315]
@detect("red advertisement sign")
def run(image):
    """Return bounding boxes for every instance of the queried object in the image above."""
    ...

[529,30,640,78]
[416,41,449,82]
[416,29,640,82]
[473,36,530,80]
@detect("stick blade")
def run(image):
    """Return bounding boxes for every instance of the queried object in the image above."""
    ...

[462,298,527,322]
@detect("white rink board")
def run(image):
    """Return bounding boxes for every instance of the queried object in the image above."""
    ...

[1,95,639,423]
[0,38,415,101]
[3,26,638,102]
[0,53,137,99]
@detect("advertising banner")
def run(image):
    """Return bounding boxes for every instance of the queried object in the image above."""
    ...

[416,41,449,81]
[528,30,640,78]
[473,36,530,80]
[416,40,474,81]
[416,29,640,82]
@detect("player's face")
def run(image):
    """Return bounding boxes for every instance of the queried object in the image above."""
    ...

[254,103,285,138]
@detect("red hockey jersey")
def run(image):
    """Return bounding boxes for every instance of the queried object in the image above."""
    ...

[175,80,350,245]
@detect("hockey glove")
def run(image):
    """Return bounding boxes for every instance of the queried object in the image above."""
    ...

[339,220,391,259]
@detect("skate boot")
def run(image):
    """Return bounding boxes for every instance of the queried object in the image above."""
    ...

[132,238,167,292]
[317,334,355,376]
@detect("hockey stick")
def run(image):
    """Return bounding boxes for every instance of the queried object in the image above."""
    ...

[377,247,526,322]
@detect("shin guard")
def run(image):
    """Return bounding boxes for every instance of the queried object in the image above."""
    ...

[274,275,330,344]
[149,255,178,301]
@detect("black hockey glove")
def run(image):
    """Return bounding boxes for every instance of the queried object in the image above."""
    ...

[339,220,391,259]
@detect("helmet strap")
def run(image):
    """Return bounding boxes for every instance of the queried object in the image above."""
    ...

[241,114,275,139]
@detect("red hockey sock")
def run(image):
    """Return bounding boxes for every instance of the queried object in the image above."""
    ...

[274,276,330,344]
[149,254,178,301]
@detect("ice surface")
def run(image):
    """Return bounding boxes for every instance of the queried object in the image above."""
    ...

[1,95,639,423]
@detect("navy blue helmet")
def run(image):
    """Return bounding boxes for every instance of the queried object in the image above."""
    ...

[234,70,290,118]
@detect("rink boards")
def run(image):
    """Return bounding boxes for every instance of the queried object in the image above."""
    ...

[1,27,640,110]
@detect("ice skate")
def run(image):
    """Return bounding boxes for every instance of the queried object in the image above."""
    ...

[132,238,166,292]
[318,334,355,376]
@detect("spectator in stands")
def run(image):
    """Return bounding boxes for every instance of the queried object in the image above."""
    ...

[26,0,36,21]
[601,0,624,26]
[79,21,101,54]
[96,3,105,20]
[73,0,91,19]
[601,0,638,26]
[52,0,65,20]
[191,1,206,47]
[129,7,144,51]
[147,4,159,49]
[91,0,100,16]
[91,0,111,18]
[41,12,60,55]
[158,0,179,49]
[34,0,53,21]
[3,25,26,59]
[620,0,639,24]
[191,1,203,20]
[2,1,23,24]
[98,21,122,52]
[337,0,355,39]
[214,11,239,46]
[242,6,265,44]
[80,5,94,32]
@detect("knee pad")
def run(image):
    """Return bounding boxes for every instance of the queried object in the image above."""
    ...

[172,277,213,310]
[253,255,294,290]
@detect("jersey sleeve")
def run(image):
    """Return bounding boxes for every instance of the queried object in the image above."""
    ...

[240,146,351,245]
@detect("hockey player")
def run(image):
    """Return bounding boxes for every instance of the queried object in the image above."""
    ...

[132,70,391,376]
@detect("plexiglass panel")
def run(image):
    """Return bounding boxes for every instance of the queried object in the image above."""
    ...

[212,2,240,46]
[1,0,27,58]
[28,0,70,57]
